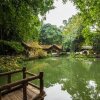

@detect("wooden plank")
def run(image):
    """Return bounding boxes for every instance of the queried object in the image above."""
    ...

[1,85,45,100]
[27,85,39,94]
[28,82,40,90]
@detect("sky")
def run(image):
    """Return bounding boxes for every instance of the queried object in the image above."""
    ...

[44,0,78,27]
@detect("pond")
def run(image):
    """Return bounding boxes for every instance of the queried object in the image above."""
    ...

[0,56,100,100]
[23,57,100,100]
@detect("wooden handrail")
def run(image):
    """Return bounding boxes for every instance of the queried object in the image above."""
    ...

[25,71,36,76]
[0,67,44,100]
[0,75,39,91]
[0,69,23,76]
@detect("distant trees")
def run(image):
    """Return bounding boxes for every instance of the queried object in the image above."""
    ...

[39,24,62,45]
[62,14,85,51]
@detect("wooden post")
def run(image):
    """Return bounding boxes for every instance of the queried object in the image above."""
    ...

[23,83,27,100]
[8,74,11,83]
[0,91,1,100]
[23,67,26,79]
[8,74,11,90]
[39,72,44,95]
[22,67,27,100]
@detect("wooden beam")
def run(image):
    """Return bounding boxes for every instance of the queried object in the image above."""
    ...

[0,75,39,91]
[25,71,36,76]
[1,84,23,95]
[0,69,22,76]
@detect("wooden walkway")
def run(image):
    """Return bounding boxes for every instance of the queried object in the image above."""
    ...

[2,85,45,100]
[0,67,45,100]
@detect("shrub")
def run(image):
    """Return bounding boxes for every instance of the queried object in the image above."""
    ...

[37,49,47,58]
[0,56,20,72]
[0,40,24,55]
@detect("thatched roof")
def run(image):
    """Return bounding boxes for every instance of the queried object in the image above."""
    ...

[22,42,42,49]
[41,44,62,50]
[41,45,51,49]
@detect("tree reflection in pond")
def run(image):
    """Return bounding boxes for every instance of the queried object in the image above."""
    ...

[24,57,100,100]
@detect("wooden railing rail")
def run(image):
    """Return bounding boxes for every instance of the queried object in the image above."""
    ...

[0,75,39,91]
[25,71,36,76]
[0,69,23,76]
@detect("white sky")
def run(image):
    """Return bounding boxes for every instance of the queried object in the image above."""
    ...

[44,0,78,27]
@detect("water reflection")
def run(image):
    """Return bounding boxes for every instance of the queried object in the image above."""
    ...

[45,83,72,100]
[25,57,100,100]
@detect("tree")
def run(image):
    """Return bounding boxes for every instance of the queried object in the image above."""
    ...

[0,0,55,54]
[39,23,62,45]
[63,0,100,32]
[62,14,85,51]
[0,0,54,42]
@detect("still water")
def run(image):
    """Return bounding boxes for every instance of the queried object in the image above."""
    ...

[24,57,100,100]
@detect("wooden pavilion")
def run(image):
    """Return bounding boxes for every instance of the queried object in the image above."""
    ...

[41,44,62,56]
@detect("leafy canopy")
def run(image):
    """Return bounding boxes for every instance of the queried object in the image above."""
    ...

[0,0,54,42]
[39,23,62,45]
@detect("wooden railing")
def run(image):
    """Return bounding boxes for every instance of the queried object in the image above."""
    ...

[0,67,44,100]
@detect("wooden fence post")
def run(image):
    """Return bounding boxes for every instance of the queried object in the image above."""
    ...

[39,72,44,95]
[8,74,11,90]
[8,74,11,84]
[22,67,27,100]
[23,67,26,79]
[0,91,1,100]
[23,82,27,100]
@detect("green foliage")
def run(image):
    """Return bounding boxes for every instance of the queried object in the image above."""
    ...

[62,14,85,51]
[39,23,62,45]
[0,56,20,72]
[92,33,100,54]
[0,0,55,55]
[36,49,47,58]
[0,40,24,54]
[0,0,44,41]
[28,49,47,58]
[63,0,100,32]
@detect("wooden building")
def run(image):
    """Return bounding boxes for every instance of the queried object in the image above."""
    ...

[22,42,42,57]
[41,44,62,56]
[81,46,93,55]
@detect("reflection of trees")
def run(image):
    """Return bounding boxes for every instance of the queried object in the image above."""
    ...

[61,58,100,100]
[27,57,100,100]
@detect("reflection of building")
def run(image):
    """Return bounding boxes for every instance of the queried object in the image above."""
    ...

[41,44,62,56]
[81,46,93,55]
